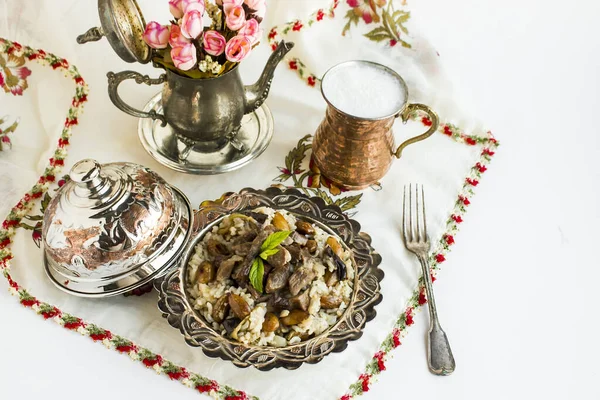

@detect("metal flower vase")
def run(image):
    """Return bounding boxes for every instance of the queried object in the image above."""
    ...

[107,41,294,156]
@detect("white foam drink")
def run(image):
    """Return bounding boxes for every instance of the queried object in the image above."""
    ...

[321,61,406,119]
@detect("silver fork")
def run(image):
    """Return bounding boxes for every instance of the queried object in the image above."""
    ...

[402,184,456,375]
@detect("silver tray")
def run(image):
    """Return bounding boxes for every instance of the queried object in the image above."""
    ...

[156,187,383,370]
[138,93,274,175]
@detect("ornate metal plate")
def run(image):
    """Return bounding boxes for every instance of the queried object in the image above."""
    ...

[156,187,383,370]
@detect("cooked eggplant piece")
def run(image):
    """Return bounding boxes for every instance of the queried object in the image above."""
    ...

[262,312,280,332]
[284,243,302,264]
[323,269,339,287]
[265,264,292,293]
[207,239,229,257]
[324,245,347,281]
[231,242,253,256]
[232,226,275,282]
[306,239,318,254]
[228,293,251,319]
[289,290,310,311]
[244,212,268,225]
[265,246,291,269]
[320,295,343,309]
[232,230,258,245]
[212,295,230,323]
[326,236,343,258]
[295,221,315,235]
[272,212,290,231]
[288,267,316,296]
[333,253,347,281]
[223,317,241,336]
[267,292,290,312]
[193,260,215,284]
[281,309,309,326]
[216,255,243,282]
[239,280,261,299]
[291,231,308,246]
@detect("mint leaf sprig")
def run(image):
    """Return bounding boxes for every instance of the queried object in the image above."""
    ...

[249,230,291,293]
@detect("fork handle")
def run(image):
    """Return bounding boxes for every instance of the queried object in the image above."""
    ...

[418,255,456,375]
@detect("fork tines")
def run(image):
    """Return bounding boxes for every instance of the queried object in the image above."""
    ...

[402,184,429,245]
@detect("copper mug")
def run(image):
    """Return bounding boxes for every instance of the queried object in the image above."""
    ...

[313,61,439,190]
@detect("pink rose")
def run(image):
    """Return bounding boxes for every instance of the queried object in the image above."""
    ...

[182,0,205,14]
[226,6,246,31]
[225,35,251,62]
[143,22,170,49]
[169,0,184,18]
[244,0,266,19]
[203,30,226,56]
[171,0,205,18]
[238,18,261,44]
[181,10,204,39]
[169,24,191,47]
[171,43,197,70]
[222,0,243,13]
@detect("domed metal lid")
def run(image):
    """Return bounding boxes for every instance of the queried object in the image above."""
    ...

[76,0,151,64]
[42,159,192,297]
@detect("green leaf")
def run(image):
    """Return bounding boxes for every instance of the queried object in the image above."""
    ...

[249,258,264,293]
[41,193,51,212]
[364,27,392,42]
[260,230,292,252]
[259,248,279,260]
[334,194,363,211]
[382,10,394,35]
[393,10,411,24]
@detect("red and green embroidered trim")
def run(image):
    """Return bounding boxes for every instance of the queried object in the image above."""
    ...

[0,36,498,400]
[267,0,340,87]
[268,0,412,87]
[0,38,254,400]
[339,124,498,399]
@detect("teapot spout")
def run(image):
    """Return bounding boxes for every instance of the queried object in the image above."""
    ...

[244,40,294,114]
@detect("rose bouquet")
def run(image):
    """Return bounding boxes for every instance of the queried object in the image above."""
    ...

[143,0,266,79]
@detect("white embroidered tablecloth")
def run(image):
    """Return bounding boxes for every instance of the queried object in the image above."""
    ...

[0,1,498,399]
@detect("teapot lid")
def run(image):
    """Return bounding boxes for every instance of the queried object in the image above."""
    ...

[77,0,151,64]
[42,159,192,297]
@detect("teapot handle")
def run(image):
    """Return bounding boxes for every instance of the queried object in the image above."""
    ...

[107,71,167,127]
[394,103,439,158]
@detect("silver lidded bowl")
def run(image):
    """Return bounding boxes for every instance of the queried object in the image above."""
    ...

[42,159,192,297]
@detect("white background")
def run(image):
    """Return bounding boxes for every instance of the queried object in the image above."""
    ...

[1,0,599,399]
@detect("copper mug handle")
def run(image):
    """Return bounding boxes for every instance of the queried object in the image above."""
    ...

[394,103,439,158]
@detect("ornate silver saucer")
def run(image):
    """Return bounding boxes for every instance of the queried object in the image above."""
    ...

[138,93,274,175]
[156,187,384,370]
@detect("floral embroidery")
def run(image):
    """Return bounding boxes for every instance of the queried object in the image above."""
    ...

[268,0,411,88]
[343,1,411,48]
[273,134,363,212]
[0,116,19,151]
[0,53,31,95]
[267,1,340,87]
[346,0,386,24]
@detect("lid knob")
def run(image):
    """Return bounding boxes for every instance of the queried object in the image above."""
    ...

[70,159,105,191]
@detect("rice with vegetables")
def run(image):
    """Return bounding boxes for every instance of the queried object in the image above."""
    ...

[186,207,355,347]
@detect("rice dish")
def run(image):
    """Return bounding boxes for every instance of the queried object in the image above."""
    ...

[186,207,355,347]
